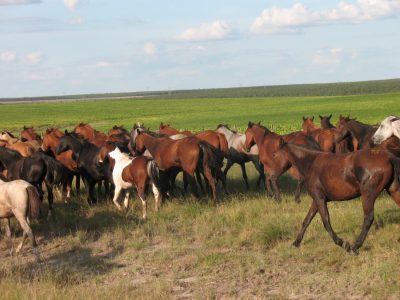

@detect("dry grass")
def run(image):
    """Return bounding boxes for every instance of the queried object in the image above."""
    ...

[1,165,400,299]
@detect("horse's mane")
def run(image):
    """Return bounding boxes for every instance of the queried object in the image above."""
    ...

[1,131,15,138]
[217,124,237,134]
[144,130,168,138]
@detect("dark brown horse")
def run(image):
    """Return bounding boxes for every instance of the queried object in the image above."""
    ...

[41,128,80,201]
[134,131,220,203]
[335,117,377,150]
[302,116,336,152]
[244,122,318,202]
[275,141,400,253]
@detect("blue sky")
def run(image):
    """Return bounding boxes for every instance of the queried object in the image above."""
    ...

[0,0,399,97]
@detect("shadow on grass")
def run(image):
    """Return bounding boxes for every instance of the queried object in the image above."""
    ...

[0,245,123,285]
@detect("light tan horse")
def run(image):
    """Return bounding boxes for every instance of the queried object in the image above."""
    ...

[0,178,41,260]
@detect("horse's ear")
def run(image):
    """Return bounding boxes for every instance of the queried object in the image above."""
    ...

[328,114,332,119]
[257,121,261,125]
[23,125,27,130]
[159,122,164,128]
[279,138,286,148]
[302,116,306,121]
[247,121,252,127]
[319,115,323,120]
[311,116,314,122]
[65,129,68,134]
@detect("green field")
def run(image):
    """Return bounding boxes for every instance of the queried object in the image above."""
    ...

[1,92,400,299]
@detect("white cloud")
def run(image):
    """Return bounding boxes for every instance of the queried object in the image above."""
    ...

[251,0,400,34]
[70,16,85,25]
[29,69,63,81]
[26,51,42,64]
[64,0,79,11]
[143,43,156,56]
[177,20,232,41]
[312,48,344,65]
[95,61,112,68]
[0,50,17,63]
[0,0,40,5]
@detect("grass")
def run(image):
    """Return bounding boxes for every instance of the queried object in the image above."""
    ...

[0,92,400,298]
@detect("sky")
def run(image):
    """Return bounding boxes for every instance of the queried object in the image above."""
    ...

[0,0,399,98]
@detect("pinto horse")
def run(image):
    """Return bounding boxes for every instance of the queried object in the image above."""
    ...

[244,122,318,202]
[134,131,220,203]
[302,116,336,152]
[275,141,400,253]
[42,128,80,201]
[109,147,163,218]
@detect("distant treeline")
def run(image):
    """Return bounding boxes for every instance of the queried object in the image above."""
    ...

[1,78,400,102]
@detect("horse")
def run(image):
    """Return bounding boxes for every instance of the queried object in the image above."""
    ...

[0,178,41,259]
[56,132,113,205]
[244,122,319,202]
[158,122,193,136]
[372,116,400,145]
[134,131,220,203]
[216,124,265,189]
[319,114,334,129]
[302,116,336,152]
[107,126,131,153]
[318,114,353,153]
[274,141,400,253]
[74,123,108,147]
[20,126,42,151]
[335,116,377,150]
[41,128,80,202]
[109,147,163,219]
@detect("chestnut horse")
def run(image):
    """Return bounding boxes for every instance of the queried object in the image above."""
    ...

[0,131,35,157]
[334,117,377,150]
[41,128,80,201]
[20,126,42,151]
[302,116,336,152]
[275,141,400,253]
[244,122,318,202]
[74,123,108,147]
[319,115,353,153]
[134,131,220,203]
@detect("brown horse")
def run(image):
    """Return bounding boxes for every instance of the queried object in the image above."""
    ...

[0,131,35,156]
[158,123,193,136]
[319,115,353,153]
[302,116,336,152]
[134,131,219,203]
[335,116,377,151]
[74,123,108,147]
[41,128,80,201]
[244,122,317,202]
[20,126,42,151]
[275,141,400,253]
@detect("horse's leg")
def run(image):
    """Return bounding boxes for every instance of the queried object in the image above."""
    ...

[293,200,318,247]
[123,190,130,211]
[315,197,351,251]
[265,174,273,196]
[240,162,250,190]
[97,180,102,200]
[223,159,234,179]
[217,167,228,195]
[270,175,281,202]
[294,178,304,203]
[152,183,161,212]
[253,161,265,188]
[195,168,205,194]
[185,171,200,199]
[202,165,217,204]
[112,185,123,210]
[65,174,73,203]
[46,182,54,219]
[4,218,14,255]
[136,185,147,219]
[351,194,376,253]
[75,174,81,197]
[15,215,39,261]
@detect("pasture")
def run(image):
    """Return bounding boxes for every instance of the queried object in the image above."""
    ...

[1,92,400,299]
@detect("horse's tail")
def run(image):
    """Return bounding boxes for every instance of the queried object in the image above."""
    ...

[198,141,223,172]
[216,132,229,158]
[26,186,41,220]
[146,159,165,194]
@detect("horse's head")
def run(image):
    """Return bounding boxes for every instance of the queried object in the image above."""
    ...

[334,122,352,144]
[336,114,352,129]
[244,121,259,152]
[302,116,317,133]
[372,116,400,145]
[21,126,41,142]
[134,131,147,155]
[55,132,83,159]
[319,114,334,129]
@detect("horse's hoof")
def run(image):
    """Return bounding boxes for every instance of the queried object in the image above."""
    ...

[292,240,301,248]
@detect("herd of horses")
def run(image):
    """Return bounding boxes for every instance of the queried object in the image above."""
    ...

[1,114,400,260]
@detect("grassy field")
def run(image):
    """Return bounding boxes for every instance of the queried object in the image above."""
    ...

[1,92,400,299]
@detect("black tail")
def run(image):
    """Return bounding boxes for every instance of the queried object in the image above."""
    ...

[27,186,42,220]
[147,159,165,194]
[198,141,224,173]
[390,157,400,189]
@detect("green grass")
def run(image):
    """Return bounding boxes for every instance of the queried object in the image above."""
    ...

[1,92,400,298]
[1,93,399,133]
